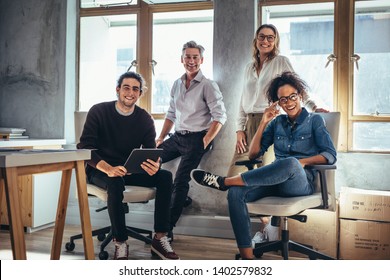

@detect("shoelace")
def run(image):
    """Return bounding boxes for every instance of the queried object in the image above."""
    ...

[115,242,128,258]
[203,173,220,189]
[159,236,174,253]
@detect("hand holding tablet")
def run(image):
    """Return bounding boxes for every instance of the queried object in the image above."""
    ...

[124,148,163,174]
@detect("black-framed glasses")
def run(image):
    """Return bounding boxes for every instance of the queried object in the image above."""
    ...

[257,34,275,42]
[278,93,299,104]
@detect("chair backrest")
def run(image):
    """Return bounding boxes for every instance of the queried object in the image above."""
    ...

[74,111,88,143]
[313,112,340,211]
[316,112,340,150]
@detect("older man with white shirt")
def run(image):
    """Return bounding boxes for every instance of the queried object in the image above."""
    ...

[156,41,227,240]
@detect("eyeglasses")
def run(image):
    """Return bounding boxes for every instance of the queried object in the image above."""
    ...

[278,93,299,105]
[257,34,275,42]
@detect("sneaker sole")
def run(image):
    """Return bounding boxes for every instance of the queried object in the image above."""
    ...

[151,247,180,260]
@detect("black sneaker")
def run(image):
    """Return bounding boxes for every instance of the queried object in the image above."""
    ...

[190,169,228,191]
[151,235,180,260]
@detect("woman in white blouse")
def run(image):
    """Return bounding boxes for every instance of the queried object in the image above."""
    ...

[227,24,326,247]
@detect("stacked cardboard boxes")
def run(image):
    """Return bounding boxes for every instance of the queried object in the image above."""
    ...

[338,187,390,260]
[288,209,338,259]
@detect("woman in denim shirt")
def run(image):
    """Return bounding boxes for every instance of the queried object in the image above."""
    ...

[191,71,337,259]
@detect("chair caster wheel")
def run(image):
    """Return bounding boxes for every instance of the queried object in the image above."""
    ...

[97,233,106,241]
[65,242,75,251]
[99,250,109,260]
[254,252,263,258]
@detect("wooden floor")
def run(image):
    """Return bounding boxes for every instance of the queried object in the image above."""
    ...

[0,225,305,260]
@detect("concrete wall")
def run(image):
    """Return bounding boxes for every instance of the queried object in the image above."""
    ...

[0,0,389,238]
[0,0,68,138]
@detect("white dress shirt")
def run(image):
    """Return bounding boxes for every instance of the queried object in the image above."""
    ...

[237,55,294,131]
[166,70,227,132]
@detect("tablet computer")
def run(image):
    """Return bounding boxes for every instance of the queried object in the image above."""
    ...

[124,148,163,174]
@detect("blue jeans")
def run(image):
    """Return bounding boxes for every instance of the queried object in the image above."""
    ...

[227,157,314,248]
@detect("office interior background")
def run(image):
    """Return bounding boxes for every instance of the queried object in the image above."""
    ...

[0,0,389,259]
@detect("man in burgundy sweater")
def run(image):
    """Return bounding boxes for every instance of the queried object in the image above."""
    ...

[77,71,179,260]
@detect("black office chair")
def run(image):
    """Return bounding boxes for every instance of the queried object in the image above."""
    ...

[65,111,156,260]
[235,112,340,260]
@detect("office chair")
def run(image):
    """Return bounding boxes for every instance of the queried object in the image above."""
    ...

[65,111,156,260]
[235,112,340,260]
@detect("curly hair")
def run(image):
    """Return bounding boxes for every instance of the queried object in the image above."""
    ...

[266,71,309,103]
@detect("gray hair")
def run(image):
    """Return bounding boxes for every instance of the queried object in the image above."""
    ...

[182,40,205,57]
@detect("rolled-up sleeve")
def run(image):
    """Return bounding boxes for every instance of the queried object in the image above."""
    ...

[204,81,227,125]
[313,115,337,164]
[165,81,179,123]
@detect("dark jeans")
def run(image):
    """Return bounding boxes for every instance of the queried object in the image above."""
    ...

[86,168,173,242]
[160,131,211,229]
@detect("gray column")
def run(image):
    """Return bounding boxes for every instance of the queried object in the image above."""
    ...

[190,0,257,215]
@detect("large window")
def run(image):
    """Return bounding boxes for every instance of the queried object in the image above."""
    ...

[260,0,390,152]
[352,0,390,151]
[261,2,335,111]
[79,14,137,111]
[78,1,213,116]
[151,9,213,114]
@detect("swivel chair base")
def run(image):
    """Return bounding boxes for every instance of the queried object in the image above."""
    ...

[65,225,152,260]
[235,228,334,260]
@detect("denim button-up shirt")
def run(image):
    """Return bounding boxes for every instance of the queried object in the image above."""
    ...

[260,108,337,181]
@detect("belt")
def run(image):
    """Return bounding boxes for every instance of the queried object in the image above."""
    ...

[176,130,207,136]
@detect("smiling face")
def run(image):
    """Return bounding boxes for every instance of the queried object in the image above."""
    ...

[277,84,303,121]
[256,27,276,57]
[181,47,203,78]
[116,77,142,112]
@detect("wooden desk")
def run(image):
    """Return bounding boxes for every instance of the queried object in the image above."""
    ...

[0,149,94,260]
[0,139,67,231]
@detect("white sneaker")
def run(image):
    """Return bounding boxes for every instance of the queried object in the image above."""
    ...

[264,223,279,241]
[251,231,267,248]
[114,241,129,260]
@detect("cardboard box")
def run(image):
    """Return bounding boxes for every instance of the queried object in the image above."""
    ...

[288,209,338,258]
[339,219,390,260]
[339,187,390,222]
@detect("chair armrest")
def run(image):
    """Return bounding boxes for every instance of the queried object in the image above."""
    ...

[305,164,336,171]
[305,164,336,209]
[235,159,262,170]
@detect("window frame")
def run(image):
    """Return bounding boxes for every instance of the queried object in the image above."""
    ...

[77,0,213,120]
[77,0,389,153]
[259,0,390,153]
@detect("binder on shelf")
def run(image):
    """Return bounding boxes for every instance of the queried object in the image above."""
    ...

[0,127,29,140]
[0,127,26,134]
[0,134,29,140]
